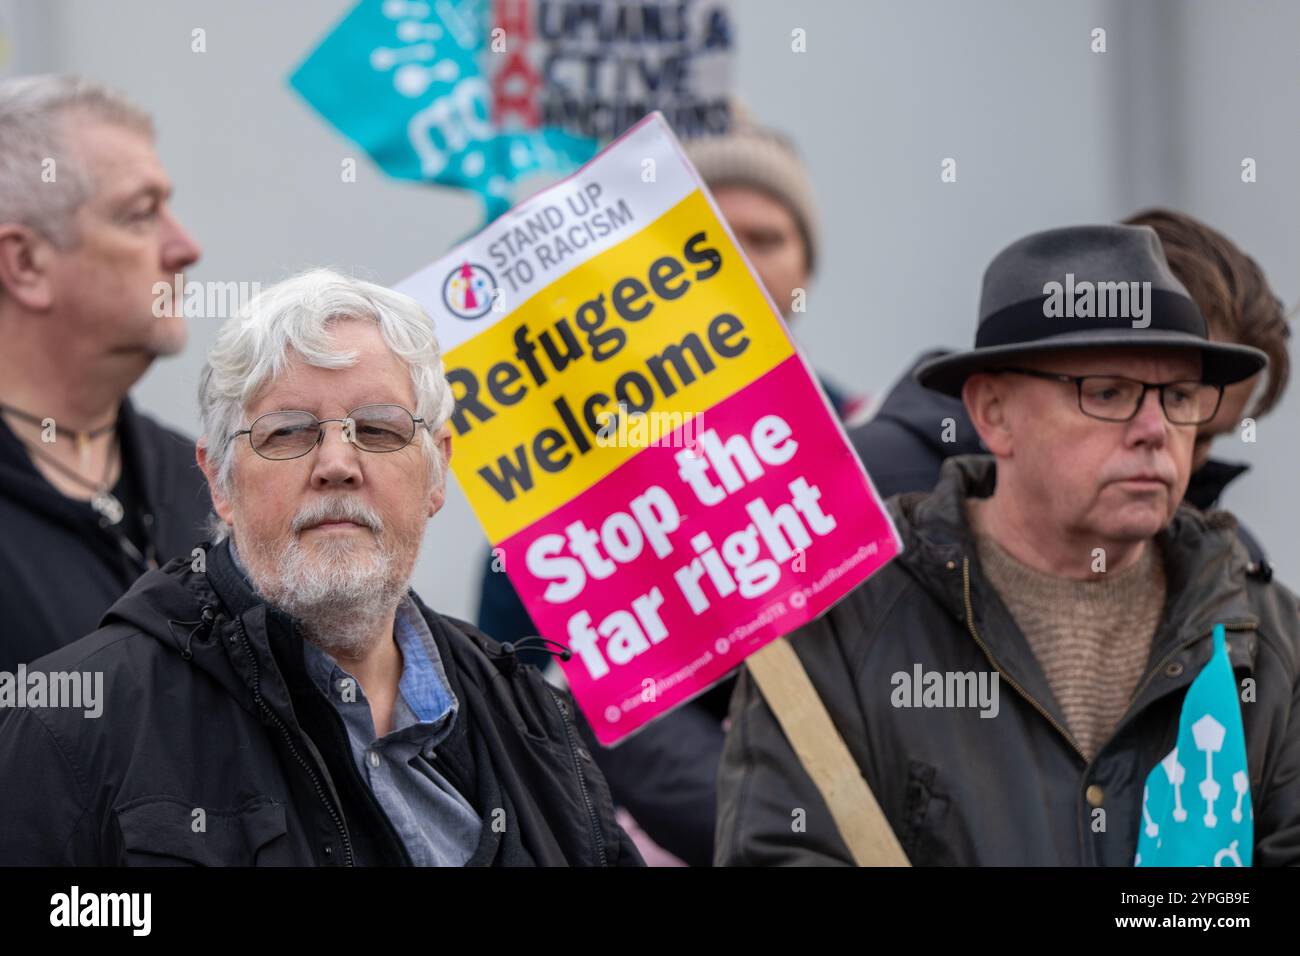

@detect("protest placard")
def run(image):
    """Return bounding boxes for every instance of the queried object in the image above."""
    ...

[291,0,733,219]
[397,111,901,744]
[493,0,734,141]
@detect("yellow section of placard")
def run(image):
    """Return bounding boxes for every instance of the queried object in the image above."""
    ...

[446,189,795,542]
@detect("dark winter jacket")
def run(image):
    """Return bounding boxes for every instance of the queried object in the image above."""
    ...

[0,539,642,866]
[716,455,1300,865]
[0,397,211,671]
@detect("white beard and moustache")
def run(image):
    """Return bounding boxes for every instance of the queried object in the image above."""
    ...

[239,495,423,658]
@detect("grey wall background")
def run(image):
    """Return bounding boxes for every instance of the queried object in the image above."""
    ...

[11,0,1297,616]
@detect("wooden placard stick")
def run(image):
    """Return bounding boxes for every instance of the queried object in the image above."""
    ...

[745,637,911,867]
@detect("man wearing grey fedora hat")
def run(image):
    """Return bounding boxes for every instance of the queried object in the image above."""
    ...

[913,223,1267,394]
[845,210,1290,575]
[717,223,1300,865]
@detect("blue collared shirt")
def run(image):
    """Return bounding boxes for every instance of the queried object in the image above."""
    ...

[228,541,482,866]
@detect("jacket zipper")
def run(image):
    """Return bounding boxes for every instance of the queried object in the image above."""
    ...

[545,684,607,866]
[233,617,355,867]
[961,558,1089,763]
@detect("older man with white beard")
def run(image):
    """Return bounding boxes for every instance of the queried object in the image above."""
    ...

[0,269,642,867]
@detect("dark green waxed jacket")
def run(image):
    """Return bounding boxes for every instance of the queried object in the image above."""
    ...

[717,455,1300,866]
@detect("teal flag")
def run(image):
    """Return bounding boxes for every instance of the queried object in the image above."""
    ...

[289,0,596,220]
[1136,623,1252,866]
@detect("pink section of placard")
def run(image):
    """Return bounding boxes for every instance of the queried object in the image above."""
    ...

[496,356,901,744]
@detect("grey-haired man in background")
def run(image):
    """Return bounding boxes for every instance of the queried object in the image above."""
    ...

[0,75,208,671]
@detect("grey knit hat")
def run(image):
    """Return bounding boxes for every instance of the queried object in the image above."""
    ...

[683,102,821,274]
[916,224,1269,396]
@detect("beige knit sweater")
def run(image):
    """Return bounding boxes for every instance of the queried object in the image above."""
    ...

[967,500,1167,761]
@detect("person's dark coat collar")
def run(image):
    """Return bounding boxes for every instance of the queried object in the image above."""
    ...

[1184,457,1251,511]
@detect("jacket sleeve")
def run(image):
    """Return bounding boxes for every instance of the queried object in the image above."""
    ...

[0,707,98,865]
[1253,647,1300,864]
[1246,580,1300,866]
[715,655,857,867]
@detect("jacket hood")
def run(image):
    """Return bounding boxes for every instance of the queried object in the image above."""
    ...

[100,556,216,646]
[95,543,281,715]
[890,455,1259,649]
[870,350,984,459]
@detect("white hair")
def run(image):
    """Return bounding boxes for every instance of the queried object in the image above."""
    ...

[198,268,456,543]
[0,74,154,249]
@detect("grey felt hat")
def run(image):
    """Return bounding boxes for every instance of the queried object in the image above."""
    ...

[915,224,1269,397]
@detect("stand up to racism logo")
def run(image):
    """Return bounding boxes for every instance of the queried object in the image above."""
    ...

[443,261,497,320]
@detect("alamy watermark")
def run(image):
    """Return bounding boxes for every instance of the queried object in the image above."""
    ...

[152,273,262,319]
[891,665,1000,718]
[50,886,150,936]
[1043,273,1152,329]
[0,664,103,718]
[595,404,703,449]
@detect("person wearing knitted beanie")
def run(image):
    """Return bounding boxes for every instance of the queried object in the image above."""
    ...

[685,104,821,290]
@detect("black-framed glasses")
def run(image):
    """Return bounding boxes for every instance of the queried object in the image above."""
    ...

[230,404,430,461]
[992,368,1225,425]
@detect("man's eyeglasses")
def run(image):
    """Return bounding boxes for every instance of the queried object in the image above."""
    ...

[992,368,1224,425]
[230,404,430,461]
